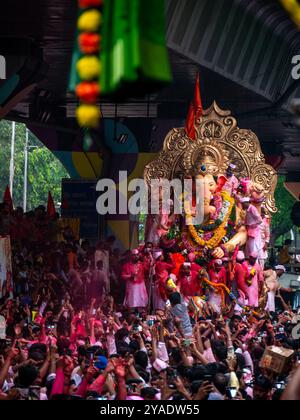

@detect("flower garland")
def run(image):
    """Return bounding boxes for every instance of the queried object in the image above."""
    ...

[195,192,230,232]
[181,231,204,255]
[200,275,231,308]
[188,191,235,250]
[75,0,103,128]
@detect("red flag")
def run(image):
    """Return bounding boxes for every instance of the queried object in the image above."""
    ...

[185,102,196,140]
[47,192,56,218]
[3,186,13,212]
[194,73,203,120]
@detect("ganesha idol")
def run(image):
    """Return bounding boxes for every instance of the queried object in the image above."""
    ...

[144,102,278,264]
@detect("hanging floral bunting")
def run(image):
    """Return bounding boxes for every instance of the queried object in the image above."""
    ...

[75,0,103,128]
[279,0,300,26]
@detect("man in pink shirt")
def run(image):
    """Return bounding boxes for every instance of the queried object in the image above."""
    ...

[178,263,203,300]
[234,251,249,305]
[245,252,264,308]
[208,260,228,313]
[243,198,263,259]
[121,250,148,311]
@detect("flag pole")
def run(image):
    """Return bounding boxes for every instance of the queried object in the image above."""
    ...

[9,121,15,196]
[23,128,29,212]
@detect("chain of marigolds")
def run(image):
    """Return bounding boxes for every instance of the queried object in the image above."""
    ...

[280,0,300,26]
[76,0,103,128]
[187,191,235,250]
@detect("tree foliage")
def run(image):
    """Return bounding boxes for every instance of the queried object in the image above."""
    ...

[0,120,70,210]
[271,175,296,244]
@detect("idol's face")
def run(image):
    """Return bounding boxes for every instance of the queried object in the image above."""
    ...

[204,175,217,194]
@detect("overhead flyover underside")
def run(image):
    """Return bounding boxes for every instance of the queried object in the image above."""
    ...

[0,0,300,180]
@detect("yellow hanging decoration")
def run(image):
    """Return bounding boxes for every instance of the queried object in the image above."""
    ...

[280,0,300,26]
[77,56,101,81]
[78,9,103,32]
[76,104,101,128]
[75,0,103,128]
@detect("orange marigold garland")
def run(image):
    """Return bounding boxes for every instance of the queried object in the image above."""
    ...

[201,276,231,308]
[198,269,231,309]
[75,0,103,128]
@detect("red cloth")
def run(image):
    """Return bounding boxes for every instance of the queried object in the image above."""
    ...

[47,192,56,218]
[88,373,106,394]
[191,262,202,273]
[76,378,89,398]
[185,102,196,140]
[170,253,185,278]
[235,263,248,296]
[156,261,175,300]
[51,367,65,396]
[194,73,203,120]
[3,186,13,212]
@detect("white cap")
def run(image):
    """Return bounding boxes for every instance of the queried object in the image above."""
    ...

[154,251,163,260]
[275,265,286,273]
[183,263,191,268]
[237,251,245,262]
[239,197,251,203]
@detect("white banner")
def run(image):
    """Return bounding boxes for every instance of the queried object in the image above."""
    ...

[0,236,12,298]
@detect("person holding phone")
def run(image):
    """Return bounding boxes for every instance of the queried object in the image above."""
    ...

[169,292,193,338]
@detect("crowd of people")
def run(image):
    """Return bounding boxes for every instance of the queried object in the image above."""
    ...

[1,201,300,401]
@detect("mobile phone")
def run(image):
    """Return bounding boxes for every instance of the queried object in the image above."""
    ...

[227,387,238,399]
[147,319,155,328]
[275,382,285,391]
[133,325,142,333]
[167,368,177,388]
[183,339,191,347]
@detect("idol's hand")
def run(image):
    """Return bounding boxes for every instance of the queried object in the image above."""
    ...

[211,247,224,259]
